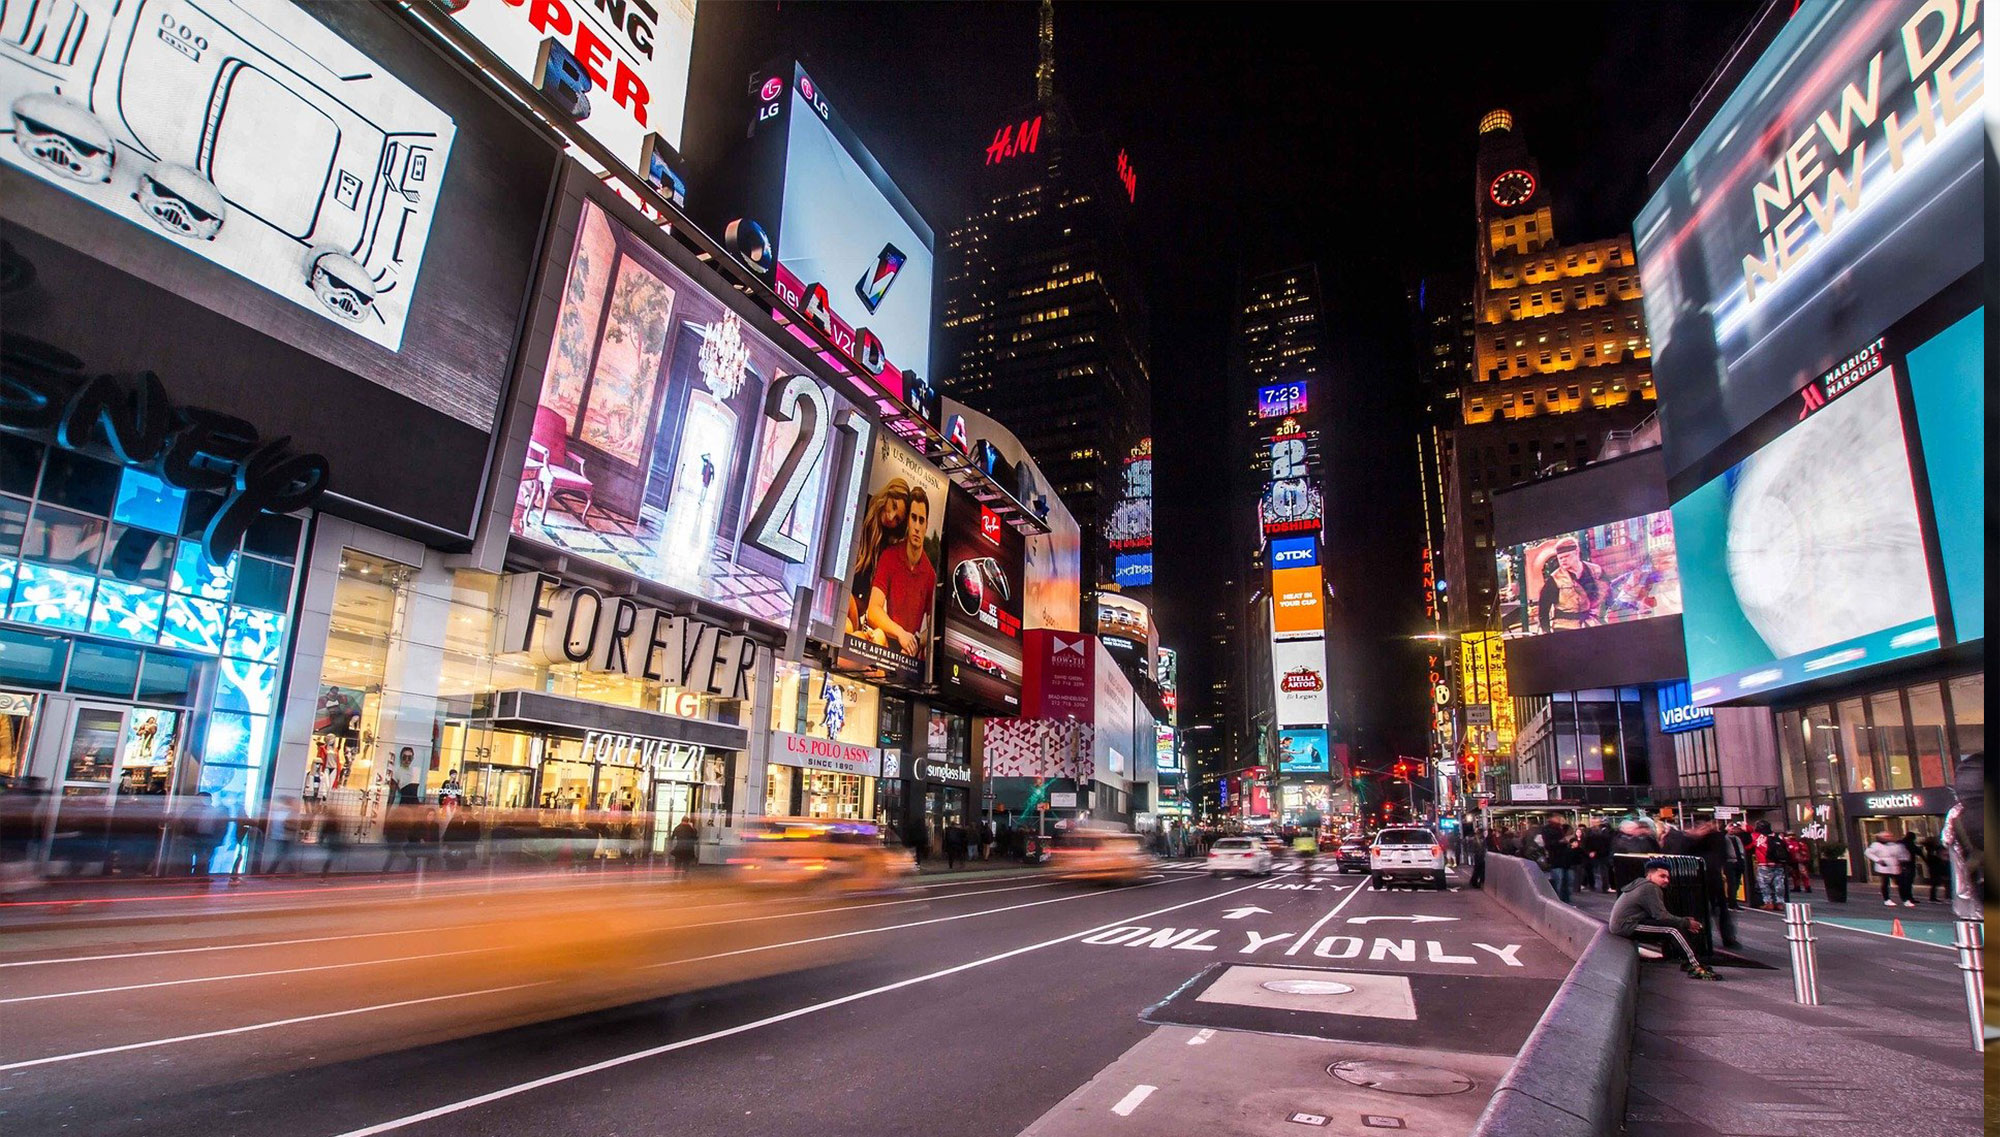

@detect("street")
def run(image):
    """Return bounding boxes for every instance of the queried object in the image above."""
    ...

[0,861,1564,1137]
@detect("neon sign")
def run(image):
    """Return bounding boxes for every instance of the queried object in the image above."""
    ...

[1116,149,1137,202]
[986,115,1043,165]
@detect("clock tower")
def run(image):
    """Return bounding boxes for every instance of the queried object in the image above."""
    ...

[1472,108,1551,305]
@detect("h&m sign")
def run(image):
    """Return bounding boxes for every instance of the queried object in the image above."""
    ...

[500,572,762,700]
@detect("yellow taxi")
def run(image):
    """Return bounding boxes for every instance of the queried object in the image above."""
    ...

[726,817,914,893]
[1048,827,1152,884]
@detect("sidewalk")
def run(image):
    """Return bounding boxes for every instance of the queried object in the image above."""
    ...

[1567,887,1982,1136]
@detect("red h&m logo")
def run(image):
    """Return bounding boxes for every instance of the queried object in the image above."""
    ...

[986,116,1042,165]
[1116,149,1137,201]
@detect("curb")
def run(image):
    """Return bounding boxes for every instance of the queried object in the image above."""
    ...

[1470,854,1634,1137]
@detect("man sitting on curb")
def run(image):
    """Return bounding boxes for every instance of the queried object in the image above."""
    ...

[1610,857,1721,981]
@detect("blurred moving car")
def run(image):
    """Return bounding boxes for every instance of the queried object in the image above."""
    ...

[1207,835,1273,878]
[1370,826,1448,890]
[1335,836,1372,874]
[1051,828,1150,884]
[727,817,912,893]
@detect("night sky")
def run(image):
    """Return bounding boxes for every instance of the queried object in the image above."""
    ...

[687,2,1759,759]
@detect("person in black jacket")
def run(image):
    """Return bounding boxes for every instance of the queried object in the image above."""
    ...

[1583,819,1614,892]
[1683,820,1739,948]
[1611,859,1720,980]
[1535,816,1580,903]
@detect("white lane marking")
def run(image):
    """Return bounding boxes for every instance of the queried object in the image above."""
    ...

[1186,1028,1216,1046]
[1283,871,1372,956]
[1348,914,1457,925]
[1222,906,1270,919]
[643,879,1181,970]
[326,878,1275,1136]
[0,984,544,1072]
[1110,1084,1156,1116]
[0,948,491,1004]
[0,880,1060,971]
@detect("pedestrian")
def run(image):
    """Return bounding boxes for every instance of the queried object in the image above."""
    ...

[944,820,968,870]
[980,817,995,861]
[1919,834,1949,902]
[261,795,302,873]
[1584,818,1614,891]
[1610,858,1721,980]
[1865,830,1915,907]
[395,747,421,805]
[1684,819,1739,949]
[1468,827,1487,889]
[1722,823,1747,909]
[1750,821,1791,909]
[176,791,225,876]
[1897,830,1921,903]
[316,805,350,880]
[669,816,699,879]
[904,818,928,863]
[1535,815,1578,903]
[1785,831,1812,894]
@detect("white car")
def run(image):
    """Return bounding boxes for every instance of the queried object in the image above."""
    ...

[1208,836,1274,878]
[1370,827,1448,890]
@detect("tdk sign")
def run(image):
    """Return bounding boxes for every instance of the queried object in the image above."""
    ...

[1271,536,1318,568]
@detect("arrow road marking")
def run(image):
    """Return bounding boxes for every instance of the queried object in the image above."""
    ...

[1347,914,1459,925]
[1222,906,1271,920]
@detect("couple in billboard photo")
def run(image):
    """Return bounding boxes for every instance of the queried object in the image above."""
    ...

[843,439,945,676]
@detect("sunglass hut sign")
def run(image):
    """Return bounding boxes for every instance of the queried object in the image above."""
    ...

[500,572,761,700]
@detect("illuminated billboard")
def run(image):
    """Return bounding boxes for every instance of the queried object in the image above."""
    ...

[1904,309,1983,643]
[1674,365,1937,705]
[1113,553,1155,588]
[1260,478,1323,536]
[1107,439,1154,551]
[1494,512,1681,637]
[0,0,455,352]
[1270,536,1318,569]
[1278,728,1331,774]
[1271,637,1329,727]
[839,435,948,685]
[1157,647,1179,723]
[442,0,697,173]
[719,63,936,432]
[1257,382,1308,419]
[1156,725,1180,773]
[513,198,865,629]
[1634,0,1984,478]
[1459,633,1516,755]
[1271,566,1325,637]
[940,399,1082,633]
[937,487,1025,713]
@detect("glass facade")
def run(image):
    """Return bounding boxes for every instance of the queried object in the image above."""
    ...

[0,439,302,816]
[1515,688,1652,790]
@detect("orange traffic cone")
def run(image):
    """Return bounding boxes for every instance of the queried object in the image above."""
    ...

[1891,918,1906,938]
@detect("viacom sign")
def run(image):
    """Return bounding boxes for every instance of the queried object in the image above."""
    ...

[1656,680,1715,735]
[1270,535,1318,568]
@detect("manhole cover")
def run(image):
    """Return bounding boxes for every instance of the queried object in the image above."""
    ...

[1262,979,1355,996]
[1328,1060,1475,1096]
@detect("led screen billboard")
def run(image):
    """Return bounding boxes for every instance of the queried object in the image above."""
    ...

[1113,553,1154,588]
[1257,382,1308,419]
[1904,308,1983,643]
[0,0,454,354]
[1271,566,1325,637]
[839,434,948,684]
[443,0,697,163]
[1673,367,1937,706]
[1634,0,1985,478]
[514,197,862,629]
[1156,725,1180,773]
[1270,535,1318,569]
[939,398,1082,633]
[1278,728,1331,774]
[1094,591,1153,645]
[1271,637,1329,727]
[1260,478,1323,536]
[765,64,934,398]
[937,486,1025,713]
[1494,512,1681,637]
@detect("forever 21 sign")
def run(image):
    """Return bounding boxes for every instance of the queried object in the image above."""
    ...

[499,572,761,701]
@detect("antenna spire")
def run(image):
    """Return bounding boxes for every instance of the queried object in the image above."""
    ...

[1036,0,1055,102]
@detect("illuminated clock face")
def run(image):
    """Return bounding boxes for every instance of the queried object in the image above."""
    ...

[1489,169,1536,208]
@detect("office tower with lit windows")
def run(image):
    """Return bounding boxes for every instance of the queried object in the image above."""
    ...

[936,30,1151,587]
[1440,110,1659,632]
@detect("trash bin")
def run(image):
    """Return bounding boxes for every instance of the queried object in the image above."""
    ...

[1612,852,1714,961]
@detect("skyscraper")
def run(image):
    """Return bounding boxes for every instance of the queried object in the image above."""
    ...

[1443,111,1659,632]
[936,14,1151,590]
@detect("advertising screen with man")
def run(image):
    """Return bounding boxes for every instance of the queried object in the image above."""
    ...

[839,435,948,684]
[1495,511,1682,637]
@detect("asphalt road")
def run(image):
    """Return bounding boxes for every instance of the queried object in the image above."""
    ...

[0,859,1567,1137]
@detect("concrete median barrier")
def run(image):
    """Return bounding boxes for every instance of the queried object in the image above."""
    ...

[1470,854,1635,1137]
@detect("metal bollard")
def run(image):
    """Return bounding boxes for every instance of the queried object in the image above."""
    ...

[1783,901,1820,1006]
[1953,917,1983,1052]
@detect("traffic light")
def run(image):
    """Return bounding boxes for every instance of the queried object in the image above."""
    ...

[1394,761,1410,778]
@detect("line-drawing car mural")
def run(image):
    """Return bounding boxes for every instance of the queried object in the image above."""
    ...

[0,0,456,351]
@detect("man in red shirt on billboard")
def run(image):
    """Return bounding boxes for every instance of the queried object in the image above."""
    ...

[867,487,937,657]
